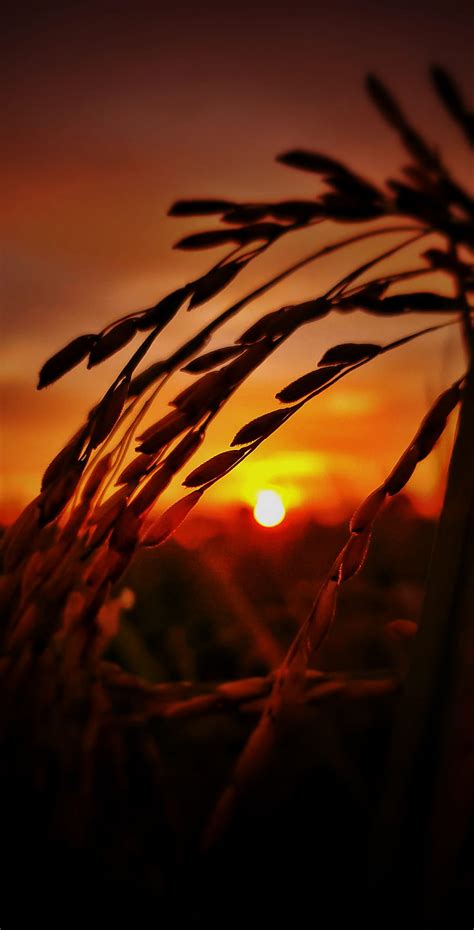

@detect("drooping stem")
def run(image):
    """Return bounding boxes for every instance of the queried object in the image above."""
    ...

[369,324,474,924]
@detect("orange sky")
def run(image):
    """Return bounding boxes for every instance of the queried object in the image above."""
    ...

[1,1,472,524]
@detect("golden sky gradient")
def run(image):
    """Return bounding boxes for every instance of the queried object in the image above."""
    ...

[1,0,472,523]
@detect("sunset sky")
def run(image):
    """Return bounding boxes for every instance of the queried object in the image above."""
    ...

[2,0,473,523]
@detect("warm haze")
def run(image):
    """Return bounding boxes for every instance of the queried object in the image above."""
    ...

[2,0,472,522]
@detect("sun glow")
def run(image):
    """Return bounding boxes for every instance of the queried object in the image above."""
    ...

[253,490,286,528]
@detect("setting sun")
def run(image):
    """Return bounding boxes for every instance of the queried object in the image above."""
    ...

[253,490,286,528]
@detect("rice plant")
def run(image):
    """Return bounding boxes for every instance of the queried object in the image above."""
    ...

[1,66,473,927]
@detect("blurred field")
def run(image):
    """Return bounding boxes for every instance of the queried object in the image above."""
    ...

[108,494,432,684]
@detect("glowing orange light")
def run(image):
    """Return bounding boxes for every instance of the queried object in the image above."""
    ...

[253,489,286,527]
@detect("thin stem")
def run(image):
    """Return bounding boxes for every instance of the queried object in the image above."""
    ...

[187,318,457,497]
[179,225,425,355]
[76,224,424,484]
[327,229,430,299]
[343,264,434,298]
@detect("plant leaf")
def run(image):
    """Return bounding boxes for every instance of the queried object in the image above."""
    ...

[183,450,245,487]
[318,342,381,366]
[136,286,191,331]
[269,200,322,223]
[231,409,289,446]
[222,342,270,385]
[110,509,141,554]
[174,229,245,251]
[165,429,204,471]
[366,74,440,172]
[238,308,291,344]
[168,199,235,216]
[137,410,188,454]
[380,293,459,313]
[39,467,84,526]
[175,223,283,251]
[90,380,130,449]
[366,75,408,131]
[131,465,172,515]
[325,173,381,202]
[38,334,97,389]
[350,487,387,533]
[41,427,87,490]
[88,320,137,367]
[277,149,349,176]
[414,382,461,459]
[128,361,168,396]
[222,204,270,224]
[171,370,226,415]
[305,580,339,656]
[81,453,114,502]
[431,66,474,146]
[189,262,244,308]
[141,490,203,546]
[182,345,244,373]
[384,444,419,495]
[276,366,343,402]
[116,453,153,486]
[339,529,372,582]
[320,192,385,221]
